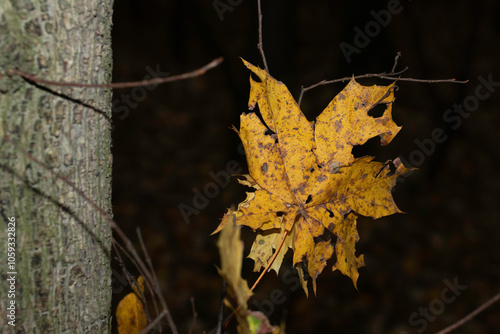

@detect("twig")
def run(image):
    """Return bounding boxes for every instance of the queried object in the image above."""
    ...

[5,57,223,89]
[17,78,111,120]
[137,228,162,332]
[257,0,269,73]
[297,53,468,106]
[112,241,153,325]
[297,67,407,107]
[140,310,168,334]
[435,291,500,334]
[113,239,150,289]
[3,135,179,334]
[391,51,401,73]
[188,297,199,334]
[380,76,468,84]
[216,280,227,334]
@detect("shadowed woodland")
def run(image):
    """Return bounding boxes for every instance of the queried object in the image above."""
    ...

[107,1,500,333]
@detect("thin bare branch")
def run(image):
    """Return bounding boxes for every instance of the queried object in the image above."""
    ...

[382,76,468,84]
[297,67,408,106]
[216,280,227,334]
[391,51,402,73]
[297,52,468,107]
[188,297,199,334]
[140,310,168,334]
[137,228,161,330]
[435,291,500,334]
[257,0,269,73]
[112,239,149,287]
[5,57,223,89]
[113,242,153,324]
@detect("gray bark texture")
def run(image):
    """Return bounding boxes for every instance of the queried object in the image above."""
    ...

[0,0,114,332]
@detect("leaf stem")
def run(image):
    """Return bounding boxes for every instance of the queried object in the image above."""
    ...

[250,230,288,292]
[435,291,500,334]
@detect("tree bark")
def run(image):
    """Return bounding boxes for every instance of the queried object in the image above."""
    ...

[0,0,114,332]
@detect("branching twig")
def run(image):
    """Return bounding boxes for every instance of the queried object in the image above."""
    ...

[5,57,223,89]
[257,0,269,73]
[435,291,500,334]
[297,53,468,106]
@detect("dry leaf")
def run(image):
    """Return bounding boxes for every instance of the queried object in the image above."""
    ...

[214,59,410,295]
[217,214,253,312]
[217,219,283,334]
[116,276,147,334]
[217,217,253,334]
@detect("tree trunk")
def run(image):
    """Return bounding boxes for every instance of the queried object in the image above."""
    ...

[0,0,114,332]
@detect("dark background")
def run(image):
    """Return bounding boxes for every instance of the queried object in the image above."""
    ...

[109,1,500,333]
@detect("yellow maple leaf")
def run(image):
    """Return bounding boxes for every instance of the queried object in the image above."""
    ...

[116,275,147,334]
[214,59,410,295]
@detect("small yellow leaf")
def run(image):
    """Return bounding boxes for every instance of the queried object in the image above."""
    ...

[247,224,294,274]
[133,275,145,296]
[116,276,147,334]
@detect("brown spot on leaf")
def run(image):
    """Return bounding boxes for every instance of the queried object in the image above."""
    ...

[261,162,268,174]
